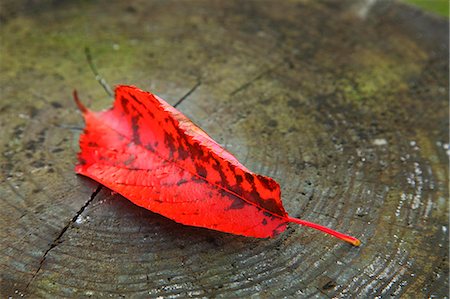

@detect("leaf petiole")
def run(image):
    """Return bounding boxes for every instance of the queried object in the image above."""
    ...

[286,216,361,246]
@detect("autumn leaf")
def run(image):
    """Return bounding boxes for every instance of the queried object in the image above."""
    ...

[74,85,360,246]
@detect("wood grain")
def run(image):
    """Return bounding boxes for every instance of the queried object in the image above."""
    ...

[1,0,448,297]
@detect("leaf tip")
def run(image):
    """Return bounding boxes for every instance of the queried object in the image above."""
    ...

[342,236,361,247]
[73,89,88,113]
[286,216,361,246]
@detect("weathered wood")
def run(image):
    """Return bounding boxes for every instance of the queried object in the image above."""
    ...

[1,0,448,297]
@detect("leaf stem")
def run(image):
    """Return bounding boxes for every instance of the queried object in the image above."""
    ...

[73,90,88,113]
[286,216,361,246]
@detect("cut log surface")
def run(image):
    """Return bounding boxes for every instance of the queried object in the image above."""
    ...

[0,0,448,297]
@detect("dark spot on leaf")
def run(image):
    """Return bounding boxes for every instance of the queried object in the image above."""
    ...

[227,196,245,210]
[121,97,129,114]
[262,219,268,225]
[272,223,286,237]
[258,175,278,191]
[177,144,189,160]
[177,179,188,186]
[263,211,276,219]
[164,133,176,159]
[191,176,204,184]
[168,117,178,129]
[198,148,208,162]
[257,197,284,216]
[123,154,136,166]
[131,116,141,145]
[245,173,254,183]
[128,92,146,108]
[236,174,243,184]
[196,164,207,178]
[249,186,260,202]
[231,183,244,196]
[188,143,206,161]
[211,158,228,186]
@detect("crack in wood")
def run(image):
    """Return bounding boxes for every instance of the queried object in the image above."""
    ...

[229,60,286,96]
[174,81,202,108]
[87,46,201,108]
[25,184,103,289]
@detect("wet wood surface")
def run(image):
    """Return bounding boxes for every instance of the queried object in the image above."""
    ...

[1,0,448,297]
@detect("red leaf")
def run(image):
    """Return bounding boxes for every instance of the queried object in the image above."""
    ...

[74,85,360,246]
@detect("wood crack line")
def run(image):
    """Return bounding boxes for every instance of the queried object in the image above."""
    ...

[229,60,286,96]
[25,184,103,289]
[174,81,202,108]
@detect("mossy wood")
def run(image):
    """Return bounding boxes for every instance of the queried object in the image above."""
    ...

[0,0,448,297]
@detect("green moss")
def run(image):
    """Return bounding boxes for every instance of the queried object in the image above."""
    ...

[403,0,449,18]
[339,38,426,103]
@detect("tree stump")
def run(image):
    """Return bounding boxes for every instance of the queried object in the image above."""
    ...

[1,0,448,297]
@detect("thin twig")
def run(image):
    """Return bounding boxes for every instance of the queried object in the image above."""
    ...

[85,47,114,97]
